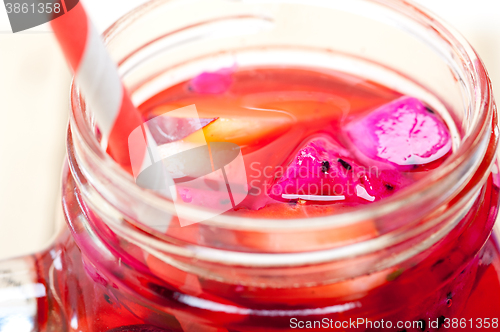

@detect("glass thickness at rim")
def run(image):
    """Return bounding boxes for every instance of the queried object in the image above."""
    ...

[69,0,495,234]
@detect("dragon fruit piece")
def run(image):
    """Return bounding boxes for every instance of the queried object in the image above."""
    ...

[268,138,350,198]
[189,67,234,94]
[358,169,413,202]
[268,137,411,203]
[345,96,452,168]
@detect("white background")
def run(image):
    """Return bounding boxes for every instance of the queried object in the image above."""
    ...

[0,0,500,259]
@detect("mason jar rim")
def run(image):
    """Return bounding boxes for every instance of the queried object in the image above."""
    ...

[68,0,497,243]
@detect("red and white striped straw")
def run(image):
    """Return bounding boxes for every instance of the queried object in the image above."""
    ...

[50,2,174,196]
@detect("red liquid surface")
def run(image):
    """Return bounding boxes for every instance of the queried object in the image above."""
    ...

[141,67,451,217]
[34,67,500,331]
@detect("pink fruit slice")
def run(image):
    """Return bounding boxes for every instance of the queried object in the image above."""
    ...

[189,67,234,94]
[268,137,411,203]
[346,96,452,167]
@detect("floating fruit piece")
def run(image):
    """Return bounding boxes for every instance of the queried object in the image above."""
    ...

[268,137,410,203]
[191,117,292,147]
[345,96,452,167]
[243,92,349,123]
[147,101,295,148]
[359,169,412,201]
[188,67,234,94]
[144,104,217,145]
[147,116,217,145]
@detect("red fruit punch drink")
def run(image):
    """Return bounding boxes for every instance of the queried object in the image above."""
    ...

[36,65,500,332]
[2,1,500,332]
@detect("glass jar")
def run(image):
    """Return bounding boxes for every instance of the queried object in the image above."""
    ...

[1,0,499,331]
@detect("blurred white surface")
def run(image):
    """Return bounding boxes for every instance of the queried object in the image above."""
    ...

[0,1,147,260]
[0,0,500,259]
[0,35,70,259]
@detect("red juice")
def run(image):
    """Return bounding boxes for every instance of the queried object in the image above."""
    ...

[33,66,500,331]
[142,67,449,214]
